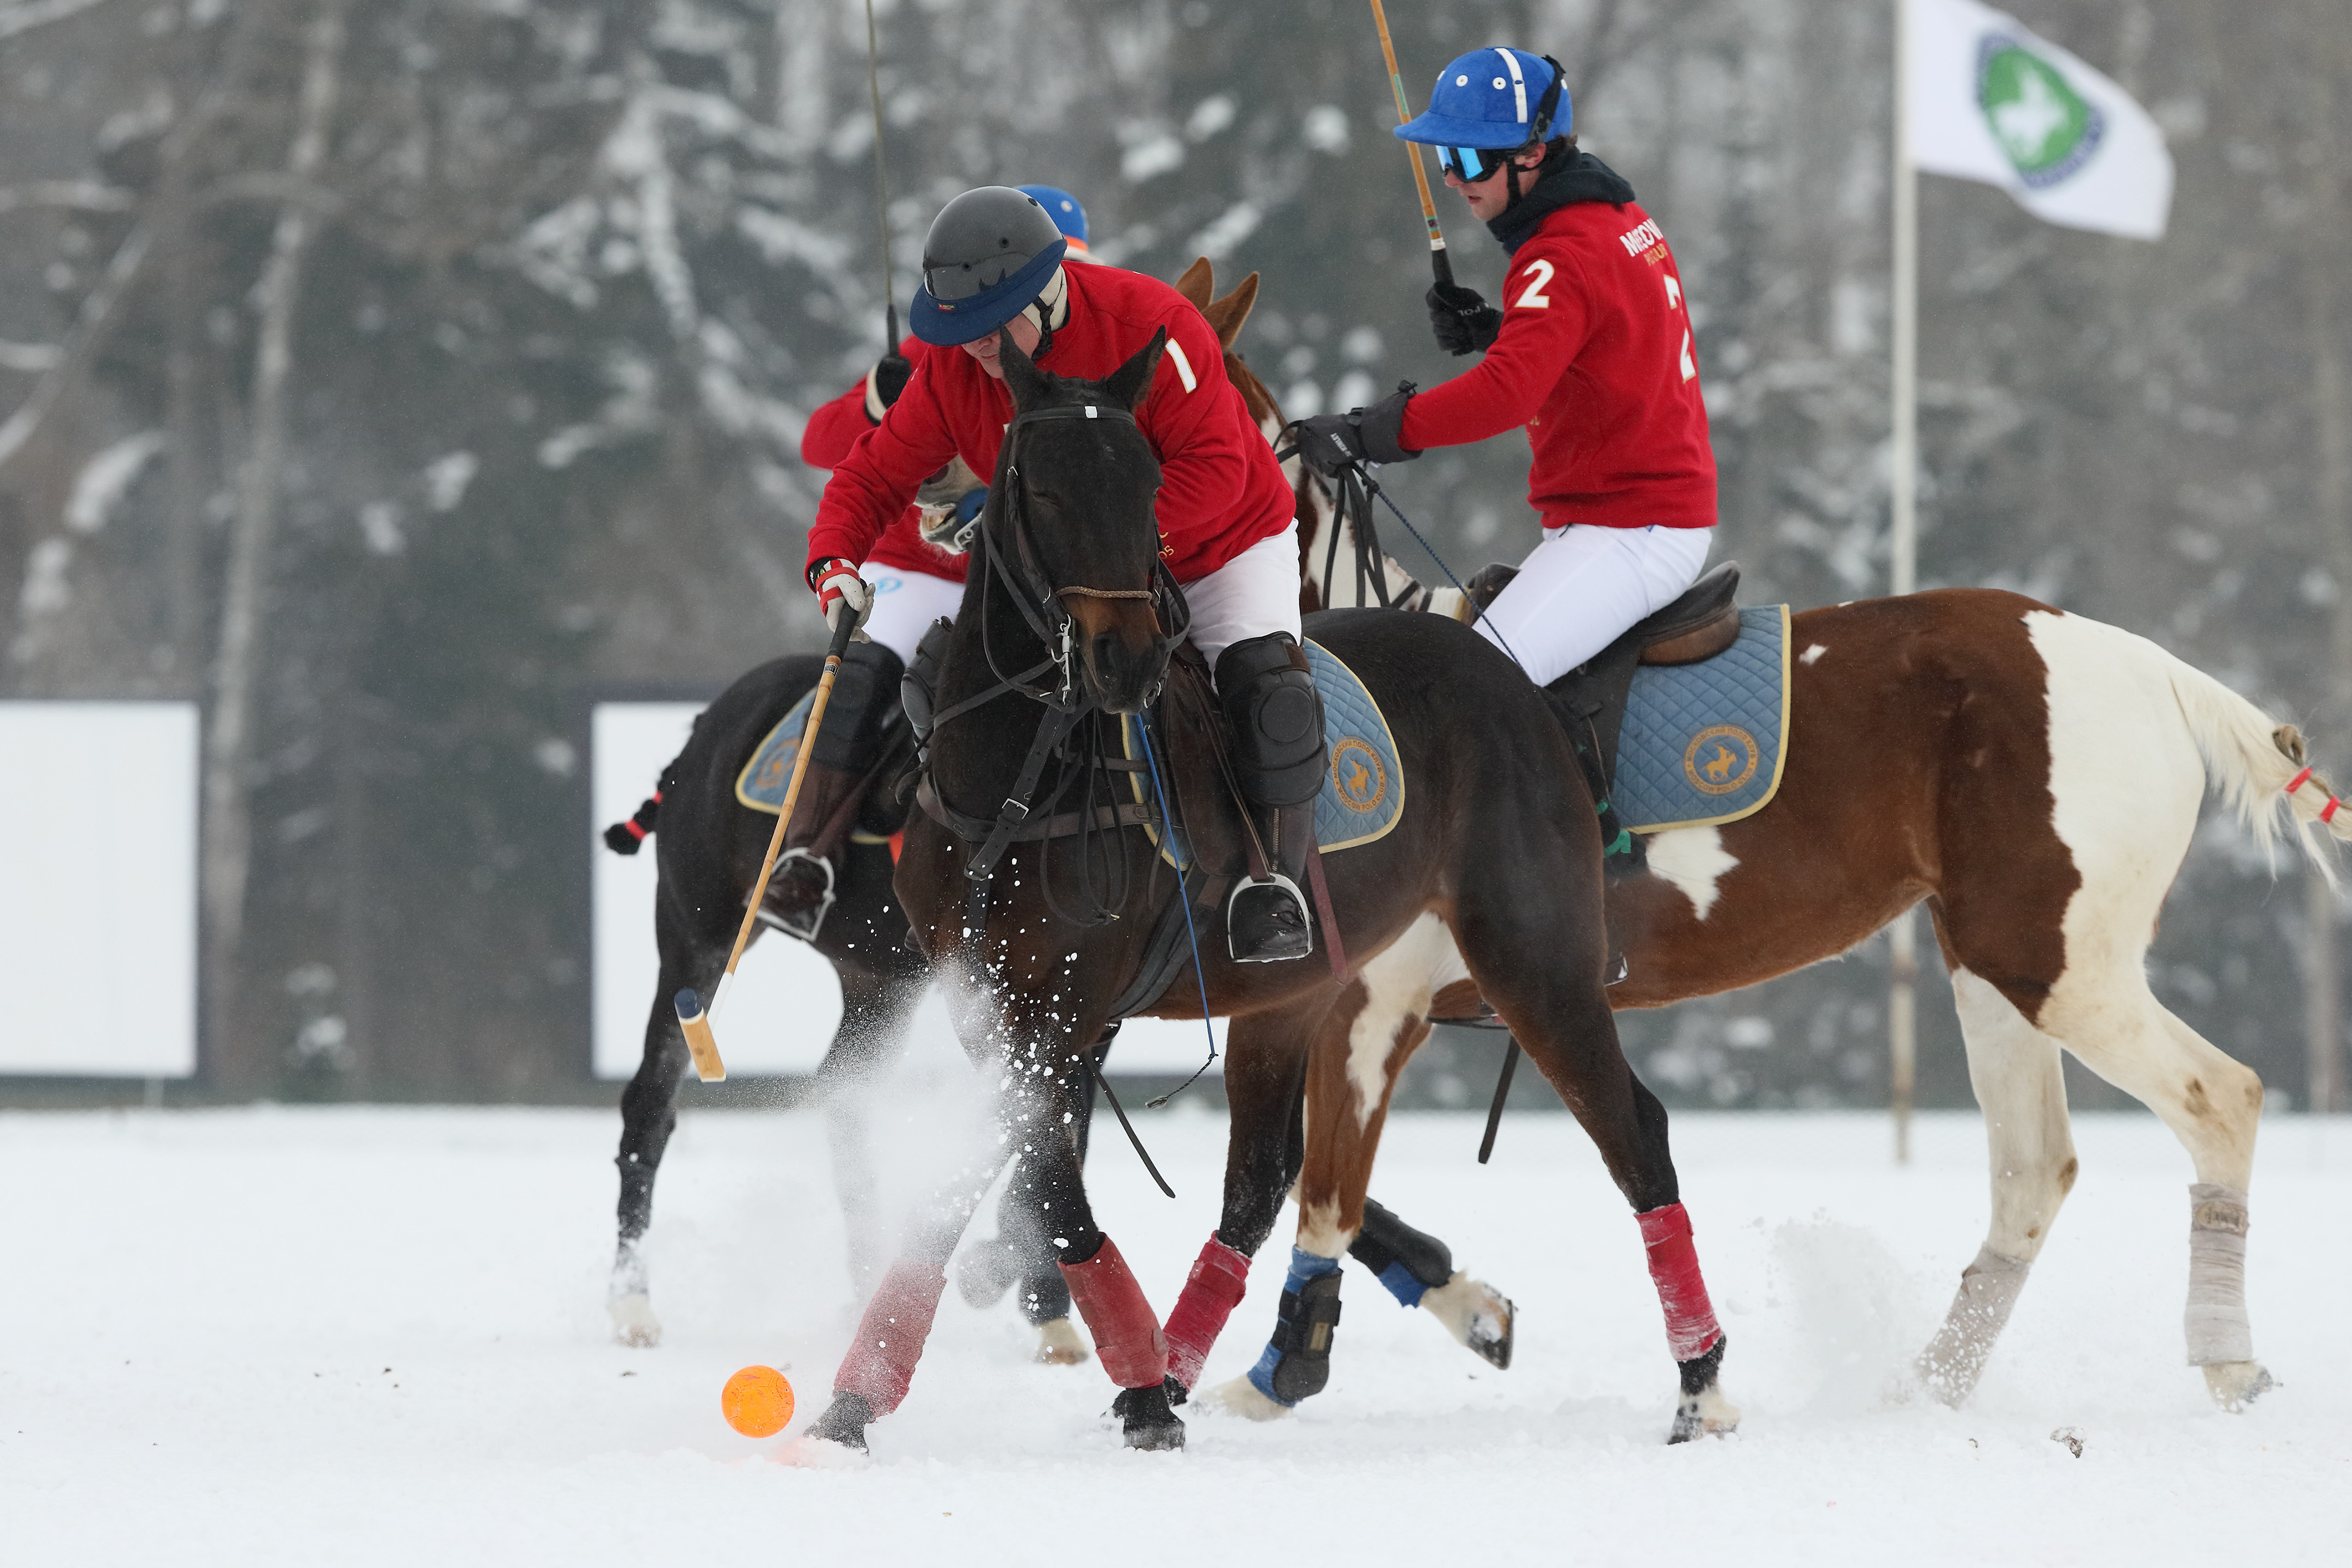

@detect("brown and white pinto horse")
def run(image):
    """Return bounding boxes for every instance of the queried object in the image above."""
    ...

[1230,587,2341,1417]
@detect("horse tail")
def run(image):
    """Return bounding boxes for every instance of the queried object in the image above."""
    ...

[603,752,687,856]
[2153,642,2350,881]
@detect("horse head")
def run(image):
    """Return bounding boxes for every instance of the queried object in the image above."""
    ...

[994,327,1176,715]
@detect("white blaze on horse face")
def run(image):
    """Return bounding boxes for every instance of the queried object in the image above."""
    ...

[1346,912,1468,1128]
[1645,827,1739,921]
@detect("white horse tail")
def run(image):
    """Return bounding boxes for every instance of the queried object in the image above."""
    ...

[2145,632,2351,878]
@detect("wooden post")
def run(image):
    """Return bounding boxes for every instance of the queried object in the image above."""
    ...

[1887,0,1920,1163]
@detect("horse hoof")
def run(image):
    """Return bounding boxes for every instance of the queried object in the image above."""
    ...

[2203,1361,2276,1411]
[606,1292,661,1348]
[1034,1316,1090,1365]
[1110,1380,1186,1450]
[955,1239,1021,1310]
[1421,1271,1514,1370]
[1667,1385,1742,1444]
[1197,1374,1292,1422]
[799,1391,874,1455]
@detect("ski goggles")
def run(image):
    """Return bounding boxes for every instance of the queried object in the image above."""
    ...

[1436,143,1519,183]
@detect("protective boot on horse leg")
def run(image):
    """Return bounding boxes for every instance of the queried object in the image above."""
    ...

[765,638,906,940]
[1217,631,1325,963]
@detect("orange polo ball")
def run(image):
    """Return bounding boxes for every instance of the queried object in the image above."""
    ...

[721,1364,795,1437]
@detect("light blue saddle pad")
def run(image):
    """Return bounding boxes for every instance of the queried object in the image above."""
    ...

[1612,606,1792,834]
[1122,638,1404,864]
[734,688,818,814]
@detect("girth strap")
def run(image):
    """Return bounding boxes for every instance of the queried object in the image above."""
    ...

[916,774,1160,846]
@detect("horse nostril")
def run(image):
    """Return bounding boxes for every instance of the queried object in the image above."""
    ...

[1091,632,1125,672]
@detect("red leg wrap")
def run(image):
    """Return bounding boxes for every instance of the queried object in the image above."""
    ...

[1636,1202,1723,1361]
[1059,1235,1170,1389]
[1162,1232,1251,1390]
[832,1257,950,1418]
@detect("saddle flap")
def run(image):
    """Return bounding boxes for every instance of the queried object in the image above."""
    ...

[1628,562,1740,663]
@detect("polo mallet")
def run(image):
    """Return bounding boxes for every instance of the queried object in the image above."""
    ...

[862,0,900,347]
[672,611,860,1081]
[1367,0,1454,288]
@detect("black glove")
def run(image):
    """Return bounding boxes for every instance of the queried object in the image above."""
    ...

[864,352,913,420]
[1426,281,1501,356]
[1291,387,1421,479]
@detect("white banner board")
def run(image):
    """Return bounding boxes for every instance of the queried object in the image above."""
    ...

[590,702,1223,1080]
[0,702,197,1076]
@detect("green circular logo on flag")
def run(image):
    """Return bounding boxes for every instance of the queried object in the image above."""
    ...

[1976,38,2105,190]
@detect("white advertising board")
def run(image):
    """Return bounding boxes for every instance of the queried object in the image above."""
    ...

[590,702,1222,1079]
[0,702,198,1076]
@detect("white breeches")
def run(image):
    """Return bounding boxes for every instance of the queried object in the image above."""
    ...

[1475,524,1715,687]
[1182,523,1304,677]
[857,565,966,665]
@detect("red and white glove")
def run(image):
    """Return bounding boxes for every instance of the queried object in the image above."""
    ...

[808,557,873,634]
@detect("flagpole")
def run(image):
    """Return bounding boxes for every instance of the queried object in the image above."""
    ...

[1888,0,1919,1166]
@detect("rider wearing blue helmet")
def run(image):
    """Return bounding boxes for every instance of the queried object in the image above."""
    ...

[1294,46,1717,690]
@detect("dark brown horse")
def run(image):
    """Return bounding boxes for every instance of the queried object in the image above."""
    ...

[599,262,1511,1373]
[793,328,1735,1456]
[1261,586,2348,1417]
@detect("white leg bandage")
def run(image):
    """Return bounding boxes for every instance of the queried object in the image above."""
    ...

[2185,1183,2255,1366]
[1914,1244,2031,1403]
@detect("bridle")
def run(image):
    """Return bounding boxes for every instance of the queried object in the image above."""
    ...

[917,399,1193,908]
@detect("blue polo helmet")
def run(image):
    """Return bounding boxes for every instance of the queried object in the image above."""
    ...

[910,186,1070,346]
[1395,48,1570,182]
[1015,185,1090,249]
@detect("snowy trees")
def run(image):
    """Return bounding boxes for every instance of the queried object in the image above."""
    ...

[0,0,2344,1105]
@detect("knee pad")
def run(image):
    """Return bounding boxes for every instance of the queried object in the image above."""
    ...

[900,618,955,748]
[810,640,907,772]
[1214,632,1324,808]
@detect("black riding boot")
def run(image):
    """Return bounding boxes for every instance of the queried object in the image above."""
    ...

[764,640,906,942]
[1215,633,1325,963]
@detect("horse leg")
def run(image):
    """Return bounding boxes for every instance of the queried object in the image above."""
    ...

[815,958,928,1293]
[608,896,717,1346]
[1208,923,1460,1419]
[1456,876,1740,1443]
[1163,993,1322,1398]
[1351,1198,1515,1370]
[1914,963,2077,1403]
[2035,967,2273,1409]
[959,1035,1109,1366]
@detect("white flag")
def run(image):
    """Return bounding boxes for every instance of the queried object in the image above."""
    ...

[1906,0,2173,240]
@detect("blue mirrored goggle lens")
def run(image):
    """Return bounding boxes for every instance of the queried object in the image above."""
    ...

[1439,144,1507,182]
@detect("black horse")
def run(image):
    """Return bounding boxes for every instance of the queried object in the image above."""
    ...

[796,330,1739,1456]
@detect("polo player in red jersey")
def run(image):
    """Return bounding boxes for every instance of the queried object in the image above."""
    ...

[809,184,1325,964]
[775,187,1100,939]
[1293,46,1717,689]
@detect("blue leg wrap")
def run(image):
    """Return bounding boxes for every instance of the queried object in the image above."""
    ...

[1246,1248,1342,1406]
[1375,1258,1428,1309]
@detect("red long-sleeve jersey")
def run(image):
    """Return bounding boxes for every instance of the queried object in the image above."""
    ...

[806,264,1293,585]
[1401,199,1716,531]
[799,337,969,581]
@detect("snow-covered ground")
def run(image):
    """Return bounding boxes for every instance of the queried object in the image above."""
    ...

[4,1102,2347,1566]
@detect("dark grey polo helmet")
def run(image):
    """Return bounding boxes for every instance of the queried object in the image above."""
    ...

[908,186,1070,347]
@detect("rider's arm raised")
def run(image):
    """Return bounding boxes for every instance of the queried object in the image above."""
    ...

[805,354,960,576]
[1400,242,1594,450]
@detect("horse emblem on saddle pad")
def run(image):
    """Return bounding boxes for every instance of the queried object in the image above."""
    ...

[1123,639,1405,863]
[1613,606,1792,833]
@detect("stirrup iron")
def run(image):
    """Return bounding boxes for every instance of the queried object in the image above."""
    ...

[1226,872,1312,963]
[758,847,837,943]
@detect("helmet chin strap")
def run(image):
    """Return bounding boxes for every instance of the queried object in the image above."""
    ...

[1018,266,1072,358]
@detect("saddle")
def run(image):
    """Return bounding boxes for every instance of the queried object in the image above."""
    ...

[1515,561,1744,875]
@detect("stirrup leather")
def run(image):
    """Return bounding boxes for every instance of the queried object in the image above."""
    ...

[1225,872,1312,963]
[758,847,837,943]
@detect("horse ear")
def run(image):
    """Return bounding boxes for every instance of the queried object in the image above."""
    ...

[1172,256,1214,309]
[1101,327,1167,413]
[1201,271,1260,351]
[998,328,1054,410]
